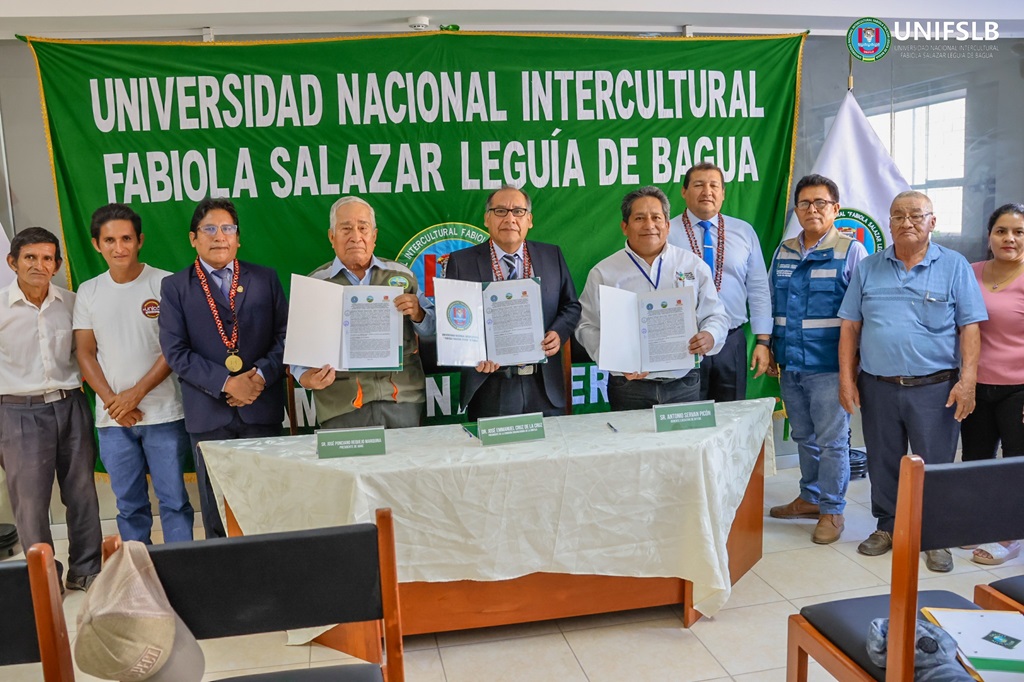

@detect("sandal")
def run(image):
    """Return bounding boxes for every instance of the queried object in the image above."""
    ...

[972,541,1021,566]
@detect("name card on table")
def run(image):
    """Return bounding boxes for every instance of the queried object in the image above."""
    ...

[653,400,717,432]
[316,426,386,458]
[477,412,546,446]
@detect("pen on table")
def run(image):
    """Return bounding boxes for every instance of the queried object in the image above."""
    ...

[606,422,618,433]
[461,425,477,439]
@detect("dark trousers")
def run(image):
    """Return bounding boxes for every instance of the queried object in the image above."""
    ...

[0,391,102,579]
[699,327,747,402]
[859,372,960,532]
[321,401,422,429]
[960,383,1024,460]
[190,413,281,539]
[608,370,700,411]
[467,372,560,421]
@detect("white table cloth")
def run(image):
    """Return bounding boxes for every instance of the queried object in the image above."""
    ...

[201,398,774,615]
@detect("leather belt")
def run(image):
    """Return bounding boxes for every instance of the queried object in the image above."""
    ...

[498,364,538,378]
[0,389,73,405]
[871,369,958,387]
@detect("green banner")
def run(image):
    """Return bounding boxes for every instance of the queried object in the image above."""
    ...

[27,32,803,292]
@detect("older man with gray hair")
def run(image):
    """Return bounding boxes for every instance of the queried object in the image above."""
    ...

[293,196,436,428]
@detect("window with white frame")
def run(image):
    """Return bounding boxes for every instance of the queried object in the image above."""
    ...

[865,94,967,234]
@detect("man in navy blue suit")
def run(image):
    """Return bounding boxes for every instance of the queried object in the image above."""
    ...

[444,185,581,420]
[159,197,288,539]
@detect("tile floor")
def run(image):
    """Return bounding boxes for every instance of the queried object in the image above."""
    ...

[6,467,1024,681]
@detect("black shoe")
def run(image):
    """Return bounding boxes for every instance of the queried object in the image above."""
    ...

[65,573,98,592]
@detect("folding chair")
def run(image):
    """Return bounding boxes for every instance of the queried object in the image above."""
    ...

[0,543,76,681]
[975,576,1024,613]
[788,455,1024,681]
[104,508,404,682]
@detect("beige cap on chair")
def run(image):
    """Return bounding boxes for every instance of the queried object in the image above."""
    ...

[75,541,204,681]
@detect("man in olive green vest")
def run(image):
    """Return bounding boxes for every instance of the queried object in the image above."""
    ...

[292,196,436,428]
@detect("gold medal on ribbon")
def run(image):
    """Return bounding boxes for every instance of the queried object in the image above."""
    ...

[225,353,244,373]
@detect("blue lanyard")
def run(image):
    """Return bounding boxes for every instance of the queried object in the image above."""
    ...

[625,251,663,289]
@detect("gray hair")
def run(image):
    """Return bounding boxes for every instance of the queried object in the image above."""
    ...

[329,196,377,231]
[485,184,532,212]
[891,190,932,212]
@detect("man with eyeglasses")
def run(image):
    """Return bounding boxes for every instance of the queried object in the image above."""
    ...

[159,197,288,539]
[838,190,986,571]
[444,184,581,420]
[767,174,867,545]
[291,196,435,428]
[668,162,773,402]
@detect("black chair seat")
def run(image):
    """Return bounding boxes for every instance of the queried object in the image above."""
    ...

[224,663,384,681]
[990,576,1024,604]
[800,590,976,680]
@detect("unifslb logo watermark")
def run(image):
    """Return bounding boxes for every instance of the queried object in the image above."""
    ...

[848,18,1000,63]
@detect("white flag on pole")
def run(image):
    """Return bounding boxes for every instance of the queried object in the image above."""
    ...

[785,90,911,254]
[0,223,13,289]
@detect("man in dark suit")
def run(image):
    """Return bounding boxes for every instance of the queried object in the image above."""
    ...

[159,197,288,538]
[444,185,581,420]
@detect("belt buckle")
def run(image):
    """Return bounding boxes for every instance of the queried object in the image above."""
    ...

[43,390,64,404]
[898,377,912,387]
[517,365,535,376]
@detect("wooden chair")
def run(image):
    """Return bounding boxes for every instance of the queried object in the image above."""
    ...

[975,576,1024,613]
[788,454,1024,682]
[103,508,404,682]
[0,543,75,681]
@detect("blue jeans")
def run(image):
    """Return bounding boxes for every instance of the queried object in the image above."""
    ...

[98,420,194,543]
[780,370,850,514]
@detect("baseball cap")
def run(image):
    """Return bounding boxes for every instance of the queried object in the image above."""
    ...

[75,541,204,681]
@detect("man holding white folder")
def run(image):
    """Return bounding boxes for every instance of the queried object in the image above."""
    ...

[293,196,436,429]
[576,186,728,410]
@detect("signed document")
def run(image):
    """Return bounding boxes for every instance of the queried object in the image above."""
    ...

[435,277,545,367]
[284,274,403,371]
[597,284,698,373]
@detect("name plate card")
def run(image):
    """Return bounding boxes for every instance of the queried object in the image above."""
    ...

[476,412,546,446]
[316,427,387,458]
[653,400,717,432]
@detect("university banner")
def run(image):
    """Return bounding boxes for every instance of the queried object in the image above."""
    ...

[27,31,803,419]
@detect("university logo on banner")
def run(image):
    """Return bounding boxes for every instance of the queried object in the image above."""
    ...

[396,223,489,297]
[847,18,892,62]
[785,91,910,254]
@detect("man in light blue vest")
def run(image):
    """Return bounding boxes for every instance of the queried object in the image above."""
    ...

[767,174,867,544]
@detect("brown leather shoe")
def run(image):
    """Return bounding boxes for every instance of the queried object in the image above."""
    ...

[812,514,844,544]
[769,497,820,519]
[857,530,893,556]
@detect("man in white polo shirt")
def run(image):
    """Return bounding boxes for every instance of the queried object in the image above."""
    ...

[74,204,194,545]
[0,227,102,591]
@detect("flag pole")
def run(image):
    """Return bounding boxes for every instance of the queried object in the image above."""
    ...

[848,52,854,91]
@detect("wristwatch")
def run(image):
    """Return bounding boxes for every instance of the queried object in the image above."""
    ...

[755,338,771,347]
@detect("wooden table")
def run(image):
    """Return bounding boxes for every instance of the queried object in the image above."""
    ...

[206,399,774,642]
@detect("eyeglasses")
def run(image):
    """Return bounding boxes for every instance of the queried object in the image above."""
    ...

[487,207,529,218]
[890,213,933,225]
[795,199,836,211]
[197,224,239,236]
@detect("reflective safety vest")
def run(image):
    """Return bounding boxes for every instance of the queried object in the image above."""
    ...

[770,228,853,373]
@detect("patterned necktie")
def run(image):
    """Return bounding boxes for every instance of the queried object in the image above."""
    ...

[502,254,518,280]
[698,220,715,278]
[211,268,231,298]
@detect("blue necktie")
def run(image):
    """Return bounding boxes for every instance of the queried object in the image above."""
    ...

[502,254,519,280]
[212,268,231,298]
[698,220,715,278]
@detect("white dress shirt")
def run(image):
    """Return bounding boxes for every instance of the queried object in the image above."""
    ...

[576,242,729,379]
[667,210,772,335]
[0,282,82,395]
